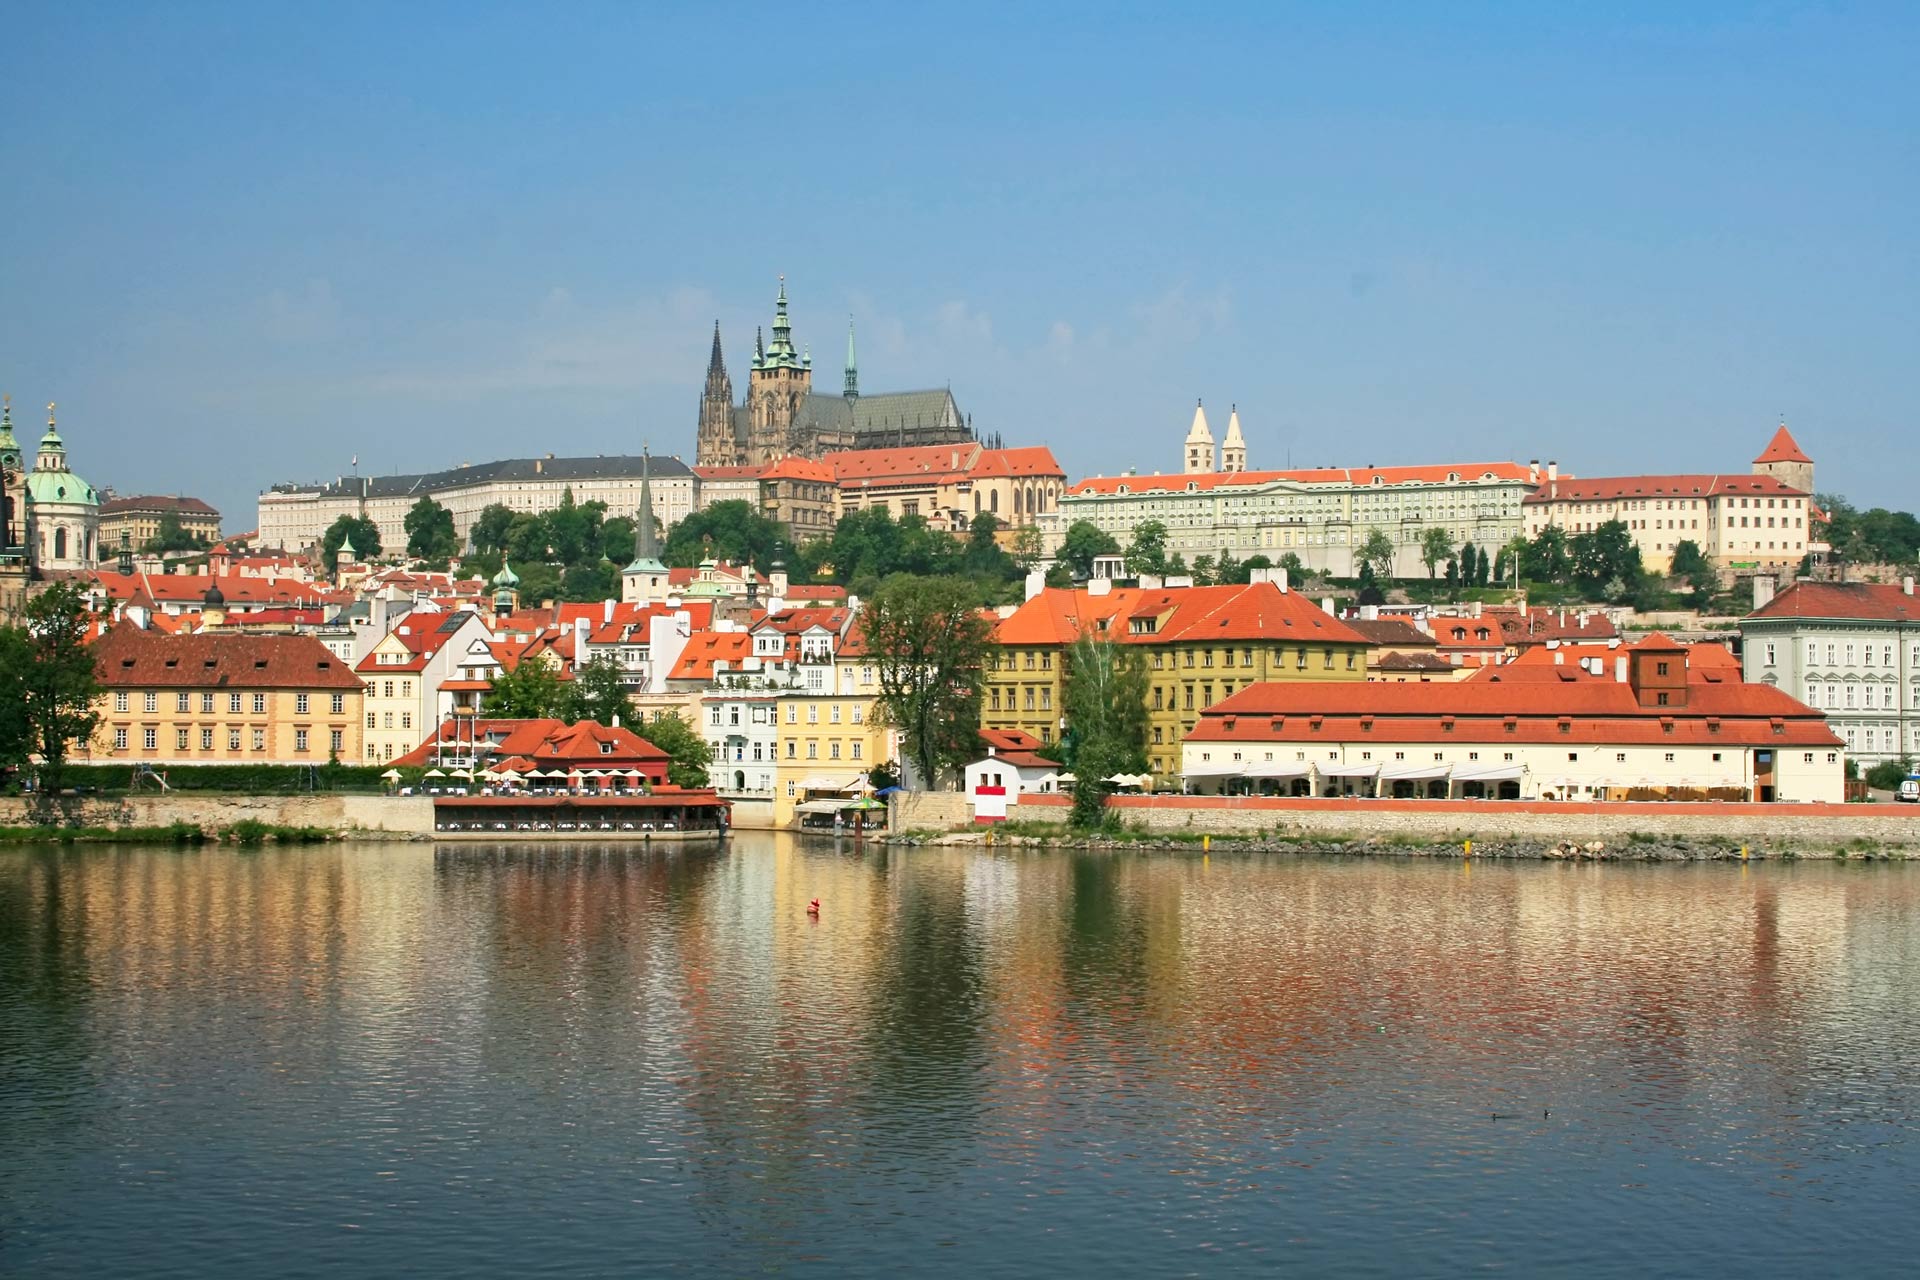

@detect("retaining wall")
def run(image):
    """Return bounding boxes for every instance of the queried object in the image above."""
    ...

[0,793,435,838]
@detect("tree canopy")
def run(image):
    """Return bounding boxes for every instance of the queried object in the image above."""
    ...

[404,495,460,560]
[860,573,994,789]
[1357,528,1396,581]
[662,500,785,570]
[321,514,381,571]
[1058,520,1120,579]
[1123,521,1170,577]
[1062,630,1149,829]
[1419,526,1455,580]
[635,711,710,789]
[0,582,103,793]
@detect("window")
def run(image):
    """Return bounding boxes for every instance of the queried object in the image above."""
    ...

[1656,692,1670,706]
[786,741,796,758]
[252,729,265,751]
[176,692,191,713]
[202,693,215,714]
[331,693,345,714]
[144,692,158,714]
[807,704,819,724]
[175,728,189,751]
[228,729,242,751]
[253,693,266,714]
[830,742,841,759]
[366,713,377,729]
[201,728,214,750]
[852,706,863,724]
[114,727,128,750]
[830,705,841,724]
[115,691,129,713]
[330,729,343,753]
[1616,752,1627,762]
[382,712,394,729]
[807,742,818,759]
[295,729,309,753]
[851,742,862,760]
[227,693,240,714]
[786,705,797,724]
[1568,753,1579,761]
[401,713,412,730]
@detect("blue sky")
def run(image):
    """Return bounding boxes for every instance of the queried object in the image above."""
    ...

[2,3,1914,528]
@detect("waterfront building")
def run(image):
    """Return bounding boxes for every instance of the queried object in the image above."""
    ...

[353,608,495,763]
[1058,447,1538,577]
[97,494,222,551]
[830,442,1066,532]
[1183,634,1844,802]
[694,284,972,468]
[1522,426,1815,575]
[257,453,698,559]
[90,624,365,767]
[962,729,1064,817]
[986,577,1373,774]
[1740,577,1920,764]
[394,717,670,786]
[25,405,101,571]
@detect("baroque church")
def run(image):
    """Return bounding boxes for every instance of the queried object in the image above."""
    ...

[694,280,974,467]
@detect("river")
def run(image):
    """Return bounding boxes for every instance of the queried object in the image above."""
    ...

[2,835,1917,1277]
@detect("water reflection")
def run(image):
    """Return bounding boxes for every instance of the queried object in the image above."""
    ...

[1,839,1917,1277]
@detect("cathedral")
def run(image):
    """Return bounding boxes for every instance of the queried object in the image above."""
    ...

[694,280,974,467]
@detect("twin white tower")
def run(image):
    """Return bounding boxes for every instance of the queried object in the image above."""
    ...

[1182,400,1247,475]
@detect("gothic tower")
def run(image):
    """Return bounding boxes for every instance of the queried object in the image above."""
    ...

[1183,400,1216,474]
[747,277,812,463]
[1220,404,1247,473]
[694,322,738,467]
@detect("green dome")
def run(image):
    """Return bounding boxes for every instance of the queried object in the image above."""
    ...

[25,467,97,507]
[491,561,520,588]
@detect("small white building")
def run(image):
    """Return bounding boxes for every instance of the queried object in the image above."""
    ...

[964,729,1065,821]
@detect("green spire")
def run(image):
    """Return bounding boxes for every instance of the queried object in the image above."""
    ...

[762,275,803,369]
[843,317,859,401]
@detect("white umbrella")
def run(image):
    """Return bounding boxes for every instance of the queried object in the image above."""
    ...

[423,768,447,778]
[494,768,522,782]
[380,768,402,780]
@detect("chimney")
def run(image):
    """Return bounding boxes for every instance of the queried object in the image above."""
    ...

[1321,597,1334,615]
[1554,650,1564,666]
[1276,567,1288,594]
[603,599,614,624]
[1615,655,1628,684]
[1025,570,1045,602]
[1529,459,1540,485]
[1548,460,1558,499]
[1905,576,1914,597]
[1471,600,1483,618]
[1752,575,1776,611]
[1362,604,1378,621]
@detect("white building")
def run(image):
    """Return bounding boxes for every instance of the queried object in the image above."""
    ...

[1741,577,1920,765]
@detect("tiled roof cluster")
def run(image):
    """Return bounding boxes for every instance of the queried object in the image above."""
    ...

[94,624,362,689]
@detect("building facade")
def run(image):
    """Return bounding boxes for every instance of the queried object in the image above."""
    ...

[90,625,365,766]
[694,283,972,468]
[1741,579,1920,765]
[97,494,222,550]
[831,443,1066,532]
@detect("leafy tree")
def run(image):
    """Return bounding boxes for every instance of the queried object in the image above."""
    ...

[1010,524,1045,573]
[1214,548,1243,586]
[1355,562,1386,607]
[599,516,637,564]
[2,583,103,794]
[470,503,516,555]
[962,512,1017,579]
[404,495,460,560]
[321,514,381,571]
[1419,526,1455,580]
[1569,520,1642,601]
[1521,527,1572,584]
[504,513,550,563]
[513,562,563,607]
[1189,554,1216,586]
[635,710,710,789]
[1062,630,1150,829]
[482,660,566,718]
[862,574,993,790]
[662,499,784,570]
[1669,539,1713,582]
[1124,520,1170,577]
[141,510,206,554]
[1458,543,1479,586]
[560,563,616,602]
[1357,528,1396,581]
[563,656,635,728]
[544,488,595,566]
[1058,520,1121,579]
[1496,535,1530,588]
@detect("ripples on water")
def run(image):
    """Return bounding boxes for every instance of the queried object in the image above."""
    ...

[2,839,1917,1277]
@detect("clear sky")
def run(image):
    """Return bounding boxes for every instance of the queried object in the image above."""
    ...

[2,3,1914,528]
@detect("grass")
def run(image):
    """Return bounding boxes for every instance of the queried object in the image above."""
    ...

[0,821,209,845]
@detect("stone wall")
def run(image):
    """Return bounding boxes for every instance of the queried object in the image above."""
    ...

[0,793,434,838]
[997,794,1920,849]
[891,791,971,832]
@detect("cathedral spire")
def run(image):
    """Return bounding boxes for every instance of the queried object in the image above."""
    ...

[762,275,802,369]
[629,446,663,568]
[706,321,726,380]
[844,317,859,401]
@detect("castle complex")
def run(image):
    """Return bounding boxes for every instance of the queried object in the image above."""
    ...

[694,280,972,467]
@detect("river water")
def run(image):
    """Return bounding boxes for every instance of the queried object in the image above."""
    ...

[2,836,1917,1277]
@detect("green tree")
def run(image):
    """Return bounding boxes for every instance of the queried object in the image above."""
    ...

[470,503,516,556]
[321,514,381,571]
[1058,520,1120,579]
[504,513,550,563]
[1124,520,1170,577]
[634,710,710,789]
[1569,520,1642,601]
[482,660,566,718]
[562,656,636,728]
[1357,527,1396,581]
[1214,548,1244,586]
[140,510,206,554]
[4,583,103,794]
[404,495,460,560]
[662,499,784,570]
[1458,542,1479,586]
[1669,540,1712,582]
[599,516,637,564]
[560,563,616,602]
[544,488,594,566]
[1010,524,1045,573]
[963,512,1017,580]
[1419,526,1456,580]
[1189,554,1216,586]
[862,574,994,790]
[1521,527,1572,584]
[1062,630,1150,829]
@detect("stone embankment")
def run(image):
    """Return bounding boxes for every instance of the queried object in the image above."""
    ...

[0,793,434,840]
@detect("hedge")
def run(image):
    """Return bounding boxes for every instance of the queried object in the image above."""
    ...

[35,763,398,794]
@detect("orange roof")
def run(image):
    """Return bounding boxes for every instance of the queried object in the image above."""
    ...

[94,624,363,690]
[1746,580,1919,623]
[1069,461,1534,498]
[393,718,670,770]
[1754,424,1812,465]
[668,632,754,680]
[89,570,346,607]
[966,447,1065,479]
[1525,474,1805,503]
[993,582,1370,648]
[760,456,834,483]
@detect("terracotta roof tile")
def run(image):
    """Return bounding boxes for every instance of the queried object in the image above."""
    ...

[94,624,363,689]
[1746,580,1919,624]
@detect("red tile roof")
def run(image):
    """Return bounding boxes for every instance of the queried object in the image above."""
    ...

[1745,580,1919,623]
[99,494,220,516]
[824,443,1065,488]
[1344,617,1438,649]
[1069,461,1534,497]
[1525,474,1805,503]
[94,624,363,689]
[393,718,670,772]
[1754,424,1812,465]
[669,632,754,680]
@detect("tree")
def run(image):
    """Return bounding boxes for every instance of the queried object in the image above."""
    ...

[962,512,1017,580]
[563,656,635,729]
[1669,539,1713,582]
[662,499,784,570]
[1124,520,1170,577]
[544,487,594,567]
[1214,548,1243,586]
[482,660,566,719]
[862,574,994,790]
[1010,524,1045,573]
[321,514,381,571]
[1419,526,1456,580]
[1358,528,1396,581]
[470,503,516,556]
[504,513,550,563]
[141,510,205,554]
[1521,527,1572,584]
[1062,630,1150,829]
[4,583,103,794]
[1458,543,1479,587]
[404,495,460,560]
[599,516,637,565]
[635,710,710,789]
[1569,520,1642,601]
[1189,554,1216,586]
[1058,520,1120,579]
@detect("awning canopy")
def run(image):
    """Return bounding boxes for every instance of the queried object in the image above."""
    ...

[795,799,855,814]
[1319,763,1380,779]
[1452,763,1524,783]
[799,773,864,792]
[1180,762,1246,778]
[1244,759,1313,779]
[1380,764,1452,782]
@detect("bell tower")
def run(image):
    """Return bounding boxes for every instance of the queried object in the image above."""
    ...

[695,322,739,467]
[747,277,812,463]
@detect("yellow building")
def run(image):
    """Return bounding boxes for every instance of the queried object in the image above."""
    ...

[90,624,364,766]
[829,443,1066,534]
[987,580,1374,777]
[97,494,222,553]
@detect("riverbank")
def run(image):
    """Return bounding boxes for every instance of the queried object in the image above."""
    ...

[0,793,434,841]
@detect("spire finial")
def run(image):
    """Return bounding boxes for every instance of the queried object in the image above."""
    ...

[47,402,56,427]
[844,315,860,401]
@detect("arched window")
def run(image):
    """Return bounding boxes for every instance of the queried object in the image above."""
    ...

[990,490,999,514]
[54,527,67,561]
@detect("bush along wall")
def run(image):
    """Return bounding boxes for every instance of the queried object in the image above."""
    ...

[34,763,397,794]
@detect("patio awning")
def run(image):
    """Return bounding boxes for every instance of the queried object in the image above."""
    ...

[1380,764,1453,782]
[1319,763,1380,779]
[1180,762,1246,778]
[1452,763,1524,783]
[799,773,863,792]
[795,799,853,814]
[1244,759,1313,779]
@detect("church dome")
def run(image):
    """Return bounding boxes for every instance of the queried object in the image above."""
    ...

[25,412,98,509]
[491,561,520,588]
